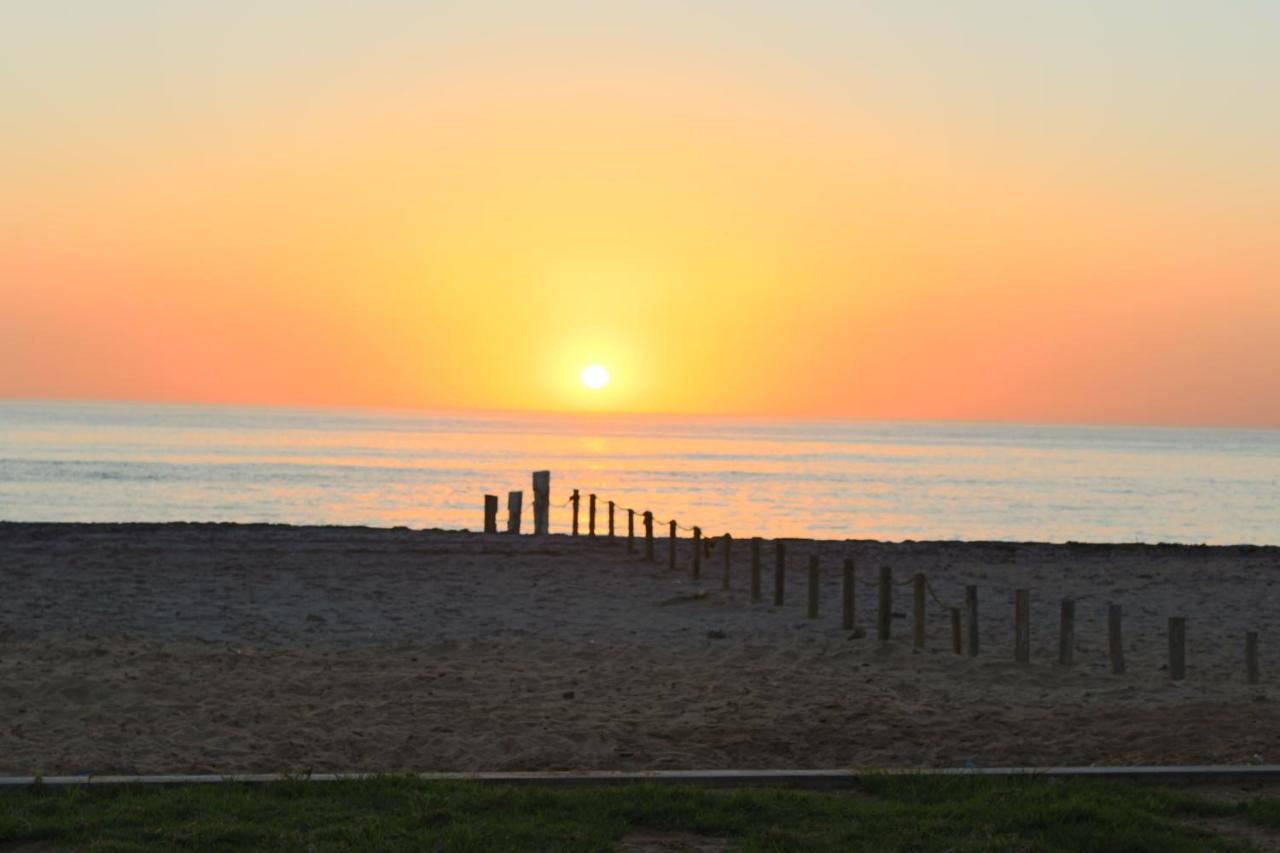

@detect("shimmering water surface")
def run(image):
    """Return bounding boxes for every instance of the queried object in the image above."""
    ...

[2,401,1277,544]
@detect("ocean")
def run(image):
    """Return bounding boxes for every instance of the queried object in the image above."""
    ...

[1,400,1277,545]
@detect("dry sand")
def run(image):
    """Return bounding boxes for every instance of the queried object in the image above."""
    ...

[0,522,1276,775]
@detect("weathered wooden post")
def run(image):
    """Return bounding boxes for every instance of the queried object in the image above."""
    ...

[692,526,702,580]
[1168,616,1186,681]
[588,493,597,537]
[643,511,654,561]
[965,585,979,657]
[912,574,926,650]
[571,489,580,536]
[1014,589,1030,663]
[773,541,786,606]
[608,501,615,539]
[506,491,522,534]
[1108,604,1125,675]
[627,509,635,553]
[1058,599,1076,666]
[1246,631,1260,685]
[721,533,732,591]
[807,555,819,619]
[877,566,892,641]
[841,557,855,631]
[950,608,962,654]
[750,538,762,602]
[532,471,550,536]
[483,494,498,533]
[668,520,677,569]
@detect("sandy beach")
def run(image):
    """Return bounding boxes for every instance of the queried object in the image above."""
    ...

[0,522,1276,775]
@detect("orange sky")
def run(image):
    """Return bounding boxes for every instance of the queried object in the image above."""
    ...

[3,5,1278,426]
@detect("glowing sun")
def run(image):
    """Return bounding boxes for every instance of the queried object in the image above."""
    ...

[580,364,610,390]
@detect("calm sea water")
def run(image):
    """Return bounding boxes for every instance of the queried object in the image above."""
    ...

[1,400,1277,545]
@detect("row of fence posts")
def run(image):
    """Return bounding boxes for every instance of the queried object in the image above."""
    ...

[481,475,1262,685]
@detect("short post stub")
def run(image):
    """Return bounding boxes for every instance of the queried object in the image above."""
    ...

[532,471,550,536]
[950,607,962,654]
[721,533,732,591]
[965,585,979,657]
[608,501,615,539]
[1108,604,1126,675]
[692,526,702,580]
[750,537,762,603]
[912,574,926,651]
[1014,589,1030,663]
[877,566,892,641]
[773,541,786,607]
[1168,616,1187,681]
[588,493,597,538]
[627,508,636,553]
[506,491,523,535]
[807,555,819,619]
[841,557,855,631]
[483,494,499,534]
[668,520,677,570]
[1246,631,1260,685]
[1058,599,1075,666]
[643,511,655,561]
[571,489,580,536]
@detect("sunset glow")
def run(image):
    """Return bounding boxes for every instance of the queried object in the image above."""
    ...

[580,365,610,391]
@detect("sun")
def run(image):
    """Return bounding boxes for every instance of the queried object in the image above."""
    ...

[580,364,610,390]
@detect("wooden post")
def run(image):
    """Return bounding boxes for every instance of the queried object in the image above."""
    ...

[750,538,762,603]
[506,491,522,534]
[643,512,654,561]
[692,526,702,580]
[588,494,596,537]
[1168,616,1186,681]
[483,494,498,533]
[571,489,580,536]
[1108,604,1125,675]
[668,521,677,569]
[1058,599,1075,666]
[965,585,979,657]
[950,608,962,654]
[532,471,550,536]
[841,558,854,631]
[807,555,819,619]
[721,534,732,591]
[773,541,786,606]
[877,566,892,641]
[608,501,615,539]
[1014,589,1030,663]
[1246,631,1260,685]
[627,509,636,553]
[912,574,926,650]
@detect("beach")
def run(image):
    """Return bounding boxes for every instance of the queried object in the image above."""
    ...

[1,522,1276,775]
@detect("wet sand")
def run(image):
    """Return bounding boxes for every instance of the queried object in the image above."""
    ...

[0,522,1276,774]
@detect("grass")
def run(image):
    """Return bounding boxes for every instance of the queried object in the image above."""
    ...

[0,775,1276,852]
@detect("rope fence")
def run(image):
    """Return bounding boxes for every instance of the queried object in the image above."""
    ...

[478,472,1264,686]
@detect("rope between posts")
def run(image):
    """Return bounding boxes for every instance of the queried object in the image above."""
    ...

[925,578,955,613]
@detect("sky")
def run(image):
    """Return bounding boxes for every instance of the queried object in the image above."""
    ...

[3,2,1278,426]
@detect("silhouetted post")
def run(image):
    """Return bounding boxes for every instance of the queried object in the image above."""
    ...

[912,574,926,650]
[807,555,819,619]
[506,491,522,534]
[483,494,498,533]
[842,557,855,631]
[965,585,979,657]
[668,521,677,569]
[1058,599,1075,666]
[1246,632,1260,685]
[1168,617,1186,681]
[750,538,762,602]
[721,534,732,590]
[1108,604,1126,675]
[588,494,597,537]
[773,541,786,606]
[643,511,654,561]
[692,526,702,580]
[950,608,962,654]
[608,501,615,539]
[627,509,635,553]
[877,566,892,641]
[1014,589,1030,663]
[532,471,550,536]
[571,490,580,536]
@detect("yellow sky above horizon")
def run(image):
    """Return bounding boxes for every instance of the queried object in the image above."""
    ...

[3,4,1279,426]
